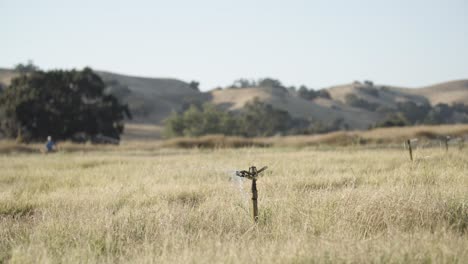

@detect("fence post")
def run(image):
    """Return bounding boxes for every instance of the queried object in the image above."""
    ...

[407,139,413,161]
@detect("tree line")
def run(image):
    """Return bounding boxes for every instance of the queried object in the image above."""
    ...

[164,98,295,137]
[224,78,331,101]
[374,102,468,128]
[164,98,468,138]
[340,81,468,127]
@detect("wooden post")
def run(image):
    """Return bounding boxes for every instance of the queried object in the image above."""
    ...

[444,136,449,152]
[407,139,413,161]
[251,179,258,223]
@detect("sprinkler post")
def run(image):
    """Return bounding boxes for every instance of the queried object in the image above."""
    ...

[236,166,267,223]
[251,178,258,222]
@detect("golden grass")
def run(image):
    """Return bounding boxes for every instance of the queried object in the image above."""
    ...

[0,145,467,263]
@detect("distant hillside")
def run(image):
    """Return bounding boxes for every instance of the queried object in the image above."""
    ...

[96,71,209,123]
[210,86,380,129]
[1,68,467,130]
[326,82,429,107]
[390,80,468,105]
[0,69,208,123]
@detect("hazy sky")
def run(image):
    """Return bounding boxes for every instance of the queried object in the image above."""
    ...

[1,0,467,91]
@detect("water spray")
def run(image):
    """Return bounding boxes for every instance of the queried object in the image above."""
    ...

[236,166,268,223]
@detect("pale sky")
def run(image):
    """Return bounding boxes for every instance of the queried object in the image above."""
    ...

[1,0,467,91]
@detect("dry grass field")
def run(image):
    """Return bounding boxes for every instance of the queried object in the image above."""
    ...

[1,142,467,263]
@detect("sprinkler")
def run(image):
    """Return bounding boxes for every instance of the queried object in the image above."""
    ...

[236,166,268,223]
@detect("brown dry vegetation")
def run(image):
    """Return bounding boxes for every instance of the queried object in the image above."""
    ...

[161,124,468,149]
[2,124,468,153]
[0,144,467,263]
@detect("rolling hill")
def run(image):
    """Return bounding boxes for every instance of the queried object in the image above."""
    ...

[209,86,381,129]
[1,68,467,131]
[391,80,468,105]
[96,71,209,123]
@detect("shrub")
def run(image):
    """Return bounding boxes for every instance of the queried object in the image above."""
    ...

[164,104,241,138]
[297,86,331,100]
[240,98,293,137]
[374,113,409,128]
[345,94,379,111]
[357,86,379,97]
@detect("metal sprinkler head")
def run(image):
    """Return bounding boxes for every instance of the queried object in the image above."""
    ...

[235,166,268,223]
[236,166,268,180]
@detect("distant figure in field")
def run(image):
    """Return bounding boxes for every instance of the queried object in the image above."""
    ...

[44,136,56,153]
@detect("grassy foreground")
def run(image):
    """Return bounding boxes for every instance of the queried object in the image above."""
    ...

[0,146,467,263]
